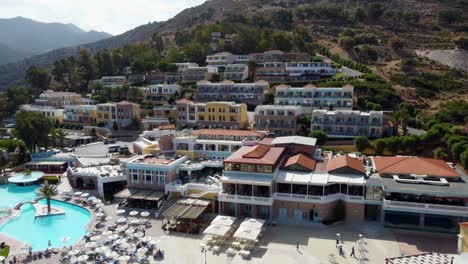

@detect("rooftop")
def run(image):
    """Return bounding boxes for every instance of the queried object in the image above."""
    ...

[71,165,122,178]
[372,156,459,178]
[326,155,365,174]
[224,145,285,165]
[128,154,186,166]
[283,154,317,171]
[192,129,265,138]
[271,136,317,147]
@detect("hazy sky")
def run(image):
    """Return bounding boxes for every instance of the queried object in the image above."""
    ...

[0,0,207,35]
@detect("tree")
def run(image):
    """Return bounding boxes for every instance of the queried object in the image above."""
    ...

[52,128,67,148]
[451,141,468,159]
[78,49,97,90]
[373,139,386,155]
[309,130,327,145]
[112,121,119,131]
[367,3,384,20]
[25,65,50,91]
[461,149,468,169]
[37,181,58,214]
[438,10,462,25]
[433,147,448,160]
[453,36,468,50]
[354,136,370,152]
[339,36,356,51]
[151,34,165,54]
[272,10,293,30]
[15,110,53,150]
[390,38,405,51]
[354,8,366,22]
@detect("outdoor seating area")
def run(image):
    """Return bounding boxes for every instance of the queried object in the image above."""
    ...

[200,216,266,259]
[114,188,165,209]
[162,198,211,234]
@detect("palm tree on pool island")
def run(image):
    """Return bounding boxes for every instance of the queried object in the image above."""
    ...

[38,181,58,214]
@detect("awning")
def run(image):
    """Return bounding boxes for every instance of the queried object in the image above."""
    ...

[163,198,209,220]
[145,191,165,201]
[129,190,153,200]
[328,174,365,185]
[114,188,140,199]
[276,171,328,185]
[220,175,272,186]
[114,188,165,201]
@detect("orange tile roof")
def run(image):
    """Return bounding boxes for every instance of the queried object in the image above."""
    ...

[157,124,175,130]
[192,129,265,137]
[283,154,316,171]
[258,137,274,146]
[373,156,459,178]
[326,155,365,174]
[224,145,285,165]
[303,84,316,89]
[459,222,468,228]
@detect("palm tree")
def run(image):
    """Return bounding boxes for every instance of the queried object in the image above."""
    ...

[52,128,67,148]
[38,181,58,214]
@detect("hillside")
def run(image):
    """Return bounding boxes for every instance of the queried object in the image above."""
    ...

[0,17,112,65]
[0,0,466,104]
[0,43,32,65]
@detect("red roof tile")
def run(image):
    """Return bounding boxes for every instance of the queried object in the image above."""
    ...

[224,145,285,165]
[372,156,459,178]
[326,155,365,174]
[192,129,265,138]
[176,99,193,104]
[283,154,316,171]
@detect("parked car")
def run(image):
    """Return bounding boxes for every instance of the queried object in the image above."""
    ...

[108,145,120,153]
[104,139,116,144]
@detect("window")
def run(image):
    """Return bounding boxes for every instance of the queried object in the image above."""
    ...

[145,175,152,184]
[132,174,139,183]
[159,176,165,184]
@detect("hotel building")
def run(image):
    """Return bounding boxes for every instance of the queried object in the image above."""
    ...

[35,90,93,108]
[96,101,141,128]
[173,129,266,161]
[255,62,336,82]
[142,84,179,104]
[195,80,269,106]
[311,110,384,138]
[274,84,354,112]
[20,104,64,122]
[63,105,97,125]
[67,165,127,198]
[223,64,249,81]
[254,105,302,137]
[248,50,310,63]
[176,100,248,129]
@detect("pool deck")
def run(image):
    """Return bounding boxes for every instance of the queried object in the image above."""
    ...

[0,177,464,263]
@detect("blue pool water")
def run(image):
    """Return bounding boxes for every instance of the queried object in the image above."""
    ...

[0,184,38,209]
[0,185,92,250]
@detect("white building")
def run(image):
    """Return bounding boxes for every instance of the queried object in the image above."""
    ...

[67,165,127,198]
[311,110,384,138]
[100,76,128,88]
[20,104,64,121]
[223,64,249,81]
[275,84,354,113]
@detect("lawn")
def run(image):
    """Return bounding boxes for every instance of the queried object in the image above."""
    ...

[0,244,10,257]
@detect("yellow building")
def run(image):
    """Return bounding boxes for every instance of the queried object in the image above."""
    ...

[459,222,468,253]
[20,104,64,122]
[96,101,141,128]
[63,105,97,124]
[176,99,248,129]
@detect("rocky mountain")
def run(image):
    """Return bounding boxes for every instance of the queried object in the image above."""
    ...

[0,0,465,89]
[0,16,112,65]
[0,43,32,65]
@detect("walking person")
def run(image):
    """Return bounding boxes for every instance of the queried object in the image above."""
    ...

[336,239,339,248]
[350,246,355,258]
[296,242,299,252]
[339,245,344,257]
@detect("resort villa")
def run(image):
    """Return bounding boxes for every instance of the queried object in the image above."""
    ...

[195,80,269,106]
[254,105,302,137]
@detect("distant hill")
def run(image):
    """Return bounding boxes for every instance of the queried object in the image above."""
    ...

[0,43,32,65]
[0,0,466,89]
[0,16,112,65]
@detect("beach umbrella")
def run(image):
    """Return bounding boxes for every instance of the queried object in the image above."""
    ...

[130,219,140,225]
[76,255,89,262]
[116,209,126,214]
[125,229,135,235]
[148,239,161,246]
[133,232,144,238]
[117,217,127,224]
[140,211,150,217]
[119,255,131,262]
[137,247,148,254]
[85,242,96,248]
[105,216,113,221]
[115,238,126,244]
[108,234,119,240]
[95,212,105,217]
[87,196,96,201]
[95,246,107,253]
[129,210,139,216]
[0,256,4,262]
[68,250,80,256]
[74,192,83,196]
[60,236,71,244]
[102,230,113,236]
[80,193,89,198]
[119,242,129,249]
[115,226,126,233]
[89,235,101,241]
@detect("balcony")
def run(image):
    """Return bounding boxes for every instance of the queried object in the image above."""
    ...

[383,199,468,217]
[218,192,273,206]
[273,193,363,204]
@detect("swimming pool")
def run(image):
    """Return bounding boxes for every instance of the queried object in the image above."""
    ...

[8,171,44,184]
[0,185,92,250]
[0,184,38,209]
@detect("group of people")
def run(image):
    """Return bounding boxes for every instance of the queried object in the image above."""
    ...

[336,238,356,258]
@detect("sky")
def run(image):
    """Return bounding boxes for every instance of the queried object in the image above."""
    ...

[0,0,207,35]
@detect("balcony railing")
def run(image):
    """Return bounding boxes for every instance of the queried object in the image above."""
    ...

[273,193,364,203]
[218,192,273,206]
[383,199,468,217]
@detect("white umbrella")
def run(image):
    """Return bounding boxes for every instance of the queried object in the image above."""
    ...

[130,219,140,225]
[129,210,139,216]
[115,226,126,233]
[148,239,161,246]
[116,217,127,224]
[108,234,119,240]
[89,235,101,241]
[95,212,105,217]
[76,255,89,262]
[125,229,135,235]
[68,250,81,256]
[60,236,71,244]
[115,238,127,244]
[137,247,148,254]
[119,242,129,249]
[84,242,96,248]
[0,256,5,262]
[119,255,131,261]
[87,196,96,201]
[116,209,126,214]
[102,230,113,236]
[105,216,113,221]
[133,232,144,238]
[80,193,89,198]
[95,246,108,253]
[140,211,150,217]
[74,191,83,196]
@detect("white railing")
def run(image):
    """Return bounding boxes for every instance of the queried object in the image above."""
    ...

[383,199,468,216]
[218,193,273,206]
[273,193,365,204]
